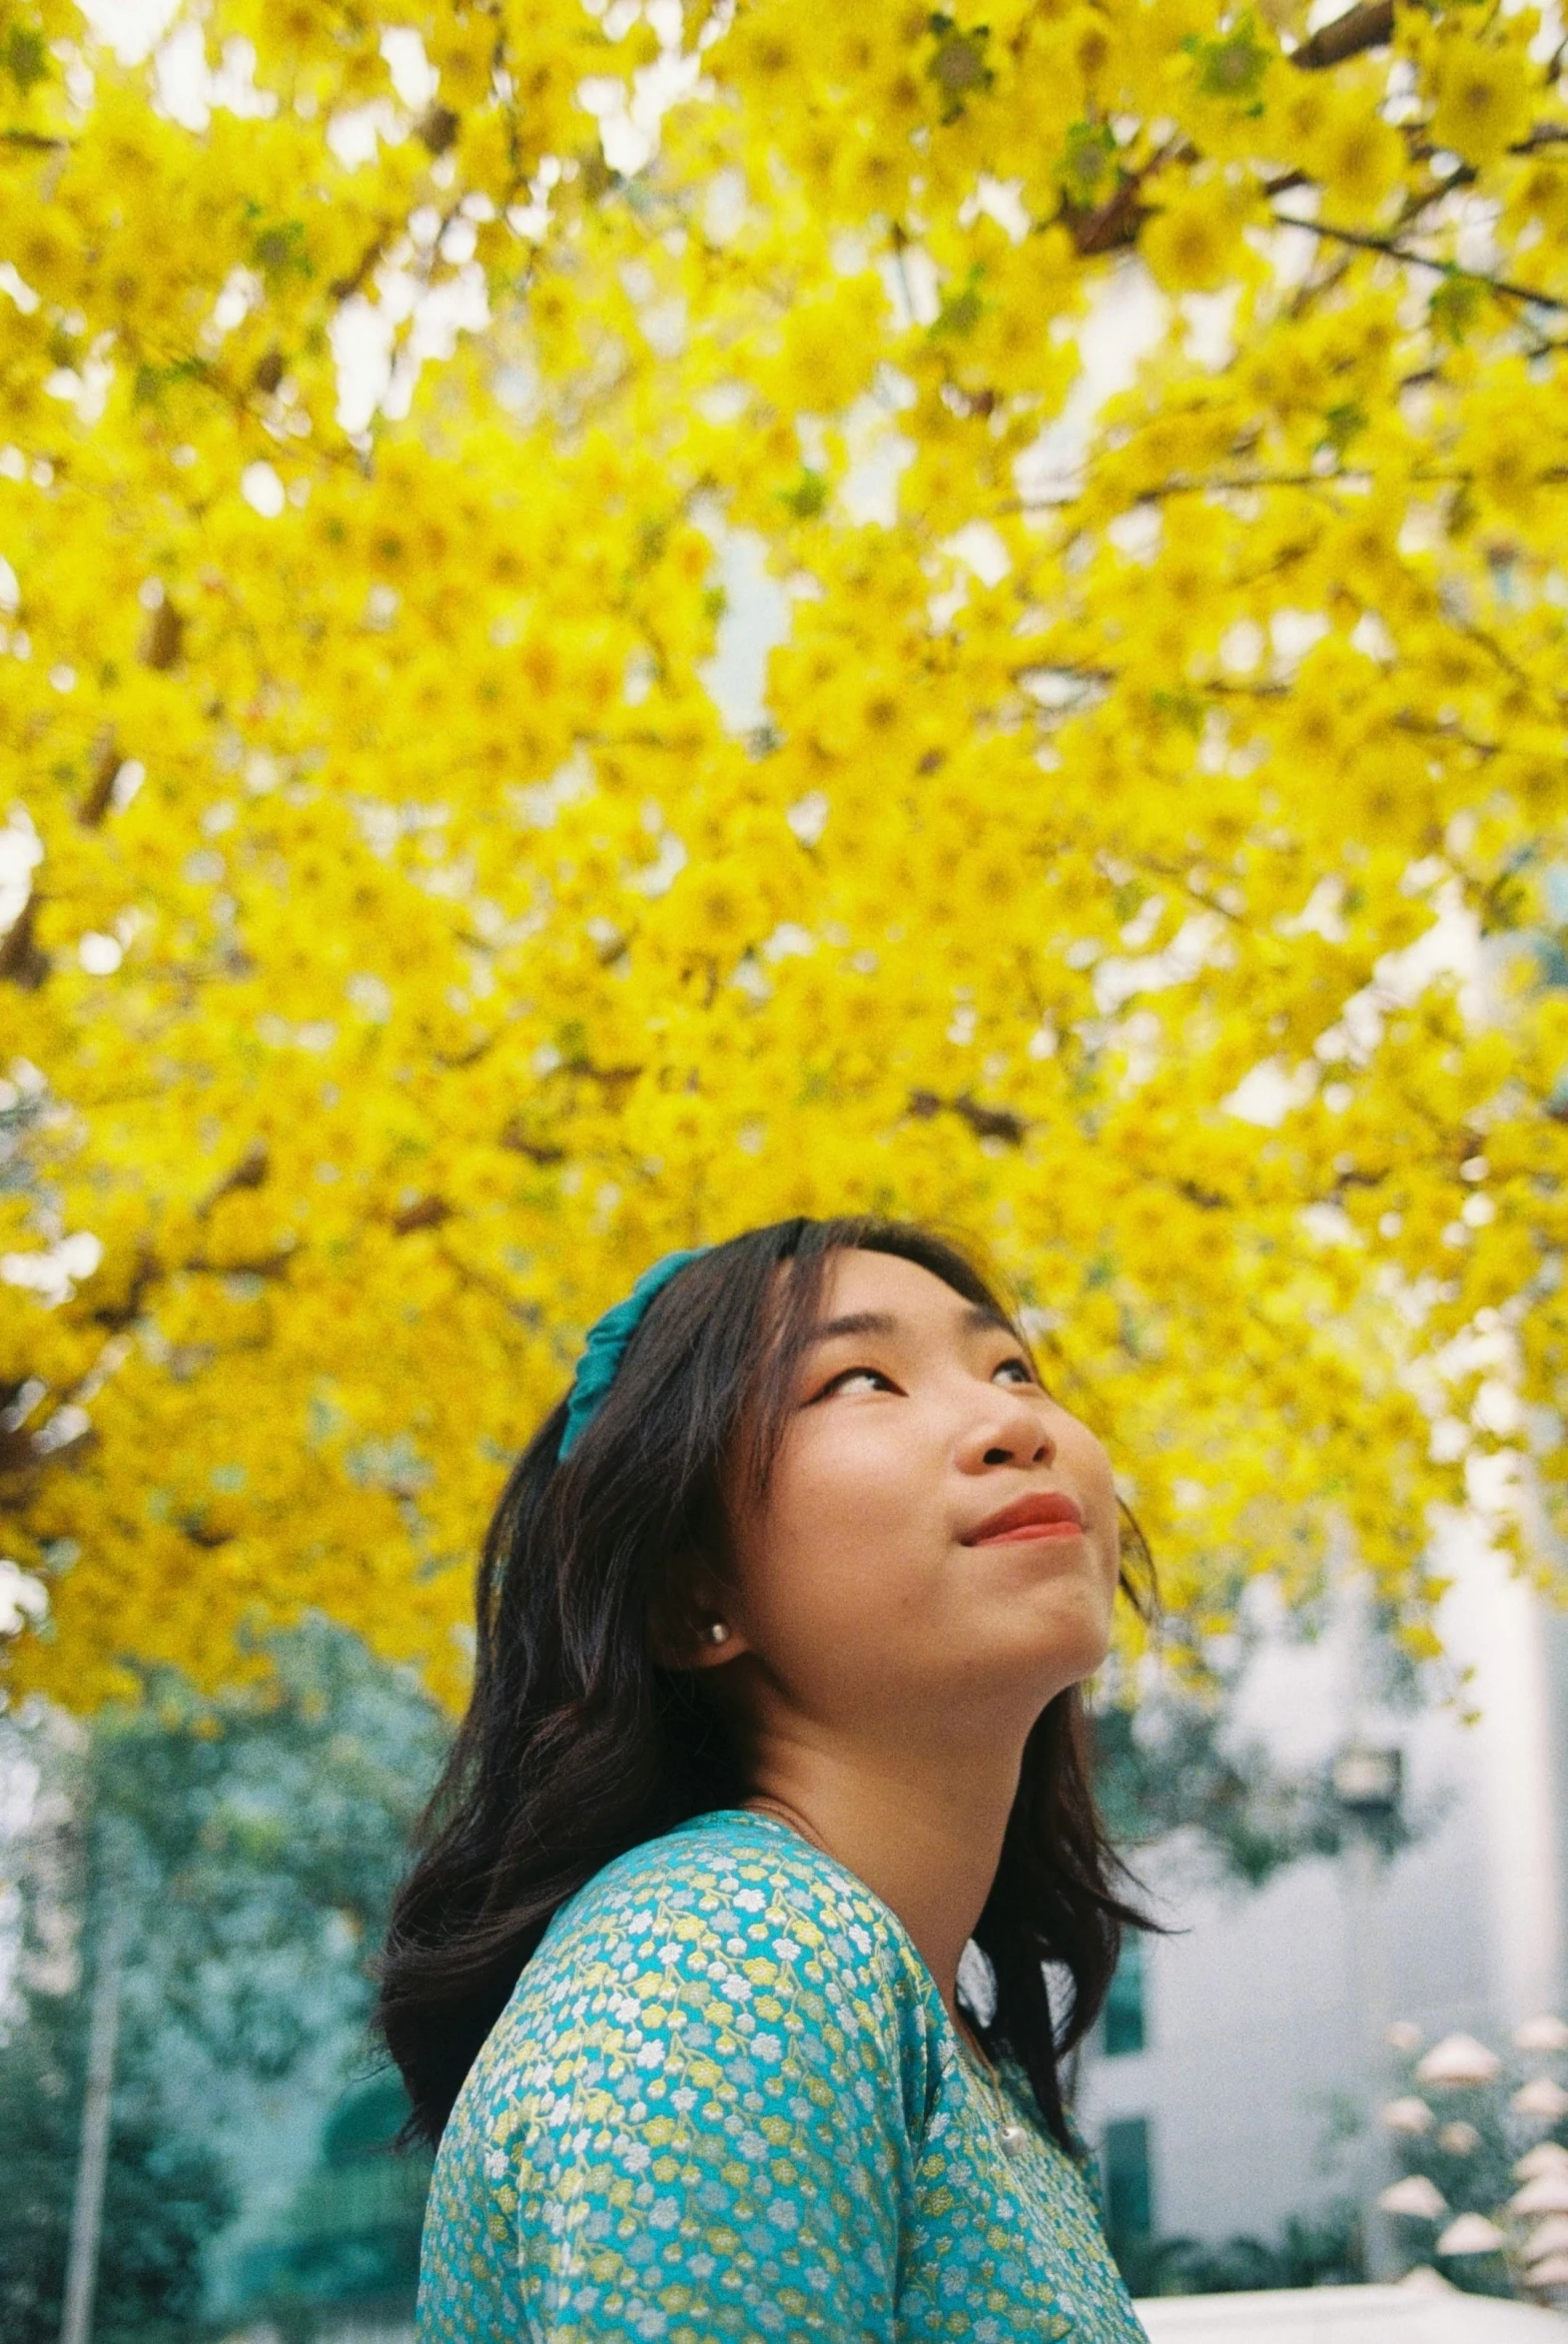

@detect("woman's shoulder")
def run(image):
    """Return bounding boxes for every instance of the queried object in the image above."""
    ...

[457,1808,945,2143]
[540,1806,929,1999]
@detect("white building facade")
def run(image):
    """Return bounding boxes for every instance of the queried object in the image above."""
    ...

[1076,1518,1568,2253]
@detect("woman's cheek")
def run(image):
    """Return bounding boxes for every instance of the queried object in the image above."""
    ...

[767,1452,909,1622]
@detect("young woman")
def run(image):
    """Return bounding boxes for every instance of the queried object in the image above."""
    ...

[382,1215,1153,2342]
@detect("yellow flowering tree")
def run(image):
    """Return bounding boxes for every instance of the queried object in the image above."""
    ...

[2,0,1566,1707]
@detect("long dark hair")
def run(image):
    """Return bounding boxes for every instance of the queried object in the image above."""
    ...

[379,1215,1154,2149]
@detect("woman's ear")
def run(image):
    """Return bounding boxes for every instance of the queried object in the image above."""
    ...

[646,1573,749,1671]
[688,1613,747,1669]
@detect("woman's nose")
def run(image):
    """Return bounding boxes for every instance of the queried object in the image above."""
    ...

[968,1392,1055,1471]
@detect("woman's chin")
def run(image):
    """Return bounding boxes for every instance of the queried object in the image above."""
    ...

[984,1586,1115,1696]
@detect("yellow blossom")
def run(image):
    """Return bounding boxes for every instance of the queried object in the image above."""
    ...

[0,0,1565,1714]
[1428,32,1534,169]
[1141,177,1249,293]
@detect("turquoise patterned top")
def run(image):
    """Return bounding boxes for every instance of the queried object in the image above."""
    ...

[416,1808,1147,2343]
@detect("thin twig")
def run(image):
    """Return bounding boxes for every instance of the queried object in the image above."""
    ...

[1272,208,1568,315]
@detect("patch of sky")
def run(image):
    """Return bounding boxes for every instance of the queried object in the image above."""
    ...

[241,461,286,519]
[0,807,42,934]
[581,2,702,180]
[696,520,790,737]
[508,750,595,831]
[1014,268,1168,512]
[347,1434,431,1493]
[1,1229,103,1305]
[382,27,438,110]
[629,832,687,898]
[1223,1059,1317,1128]
[77,0,180,65]
[0,1557,48,1638]
[1094,911,1228,1015]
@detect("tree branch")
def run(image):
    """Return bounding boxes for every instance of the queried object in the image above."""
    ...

[197,1142,269,1217]
[433,1243,542,1325]
[77,728,122,828]
[1272,208,1568,315]
[328,226,394,304]
[0,894,49,989]
[1062,172,1151,258]
[908,1090,1030,1145]
[391,1195,453,1234]
[1291,0,1394,70]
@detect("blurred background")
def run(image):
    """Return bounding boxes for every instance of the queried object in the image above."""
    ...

[6,0,1568,2335]
[10,1541,1568,2338]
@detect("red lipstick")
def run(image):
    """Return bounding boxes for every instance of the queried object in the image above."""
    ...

[961,1490,1086,1546]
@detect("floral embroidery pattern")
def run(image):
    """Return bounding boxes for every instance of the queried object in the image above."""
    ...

[417,1810,1147,2343]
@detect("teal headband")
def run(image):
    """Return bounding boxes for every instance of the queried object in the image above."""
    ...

[557,1246,710,1460]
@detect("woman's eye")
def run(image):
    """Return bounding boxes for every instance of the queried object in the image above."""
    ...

[993,1356,1037,1386]
[821,1365,896,1398]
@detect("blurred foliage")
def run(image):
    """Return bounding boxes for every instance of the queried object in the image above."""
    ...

[2,0,1568,1708]
[237,2071,431,2338]
[0,1933,235,2344]
[0,1619,446,2334]
[1093,1676,1417,1887]
[1116,2204,1364,2296]
[0,1612,1439,2331]
[85,1615,449,2078]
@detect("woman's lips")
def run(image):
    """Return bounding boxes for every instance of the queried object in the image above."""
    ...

[961,1491,1087,1545]
[971,1520,1085,1544]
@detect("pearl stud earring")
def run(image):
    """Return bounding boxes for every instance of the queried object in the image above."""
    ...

[707,1620,730,1644]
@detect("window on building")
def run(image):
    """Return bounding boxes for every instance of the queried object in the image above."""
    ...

[1102,1934,1147,2056]
[1102,2116,1155,2255]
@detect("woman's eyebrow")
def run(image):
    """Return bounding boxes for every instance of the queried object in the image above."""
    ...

[805,1309,900,1348]
[960,1303,1018,1341]
[804,1303,1017,1348]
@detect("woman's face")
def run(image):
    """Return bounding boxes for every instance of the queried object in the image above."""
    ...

[713,1247,1124,1754]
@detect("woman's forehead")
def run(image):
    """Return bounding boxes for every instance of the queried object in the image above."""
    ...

[808,1246,1010,1338]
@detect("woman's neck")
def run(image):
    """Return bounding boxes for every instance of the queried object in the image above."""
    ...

[741,1742,1020,2038]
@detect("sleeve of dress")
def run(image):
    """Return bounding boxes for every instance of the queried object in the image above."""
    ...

[493,1835,935,2344]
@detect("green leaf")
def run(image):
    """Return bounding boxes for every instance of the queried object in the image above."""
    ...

[1061,119,1118,206]
[1192,15,1271,103]
[1151,685,1207,737]
[932,272,985,339]
[927,24,993,118]
[251,220,316,290]
[1430,271,1483,347]
[4,26,50,95]
[778,466,828,519]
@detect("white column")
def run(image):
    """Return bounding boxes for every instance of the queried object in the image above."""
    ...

[1437,1515,1564,2027]
[59,1901,125,2344]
